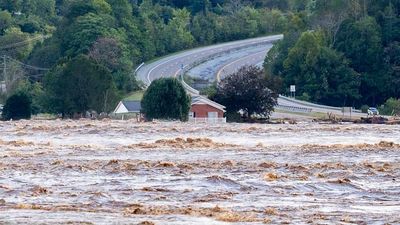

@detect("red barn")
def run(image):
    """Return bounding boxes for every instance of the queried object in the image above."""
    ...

[189,96,226,123]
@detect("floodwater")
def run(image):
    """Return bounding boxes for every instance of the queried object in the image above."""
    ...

[0,120,399,224]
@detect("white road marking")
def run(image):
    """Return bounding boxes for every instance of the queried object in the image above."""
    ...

[216,50,268,82]
[145,35,283,84]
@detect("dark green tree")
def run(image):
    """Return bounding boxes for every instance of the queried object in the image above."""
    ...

[163,8,194,52]
[384,41,400,99]
[214,65,277,119]
[283,31,360,106]
[0,28,33,60]
[335,16,385,105]
[141,77,191,121]
[0,10,12,34]
[61,13,116,56]
[43,55,118,117]
[335,16,383,74]
[2,91,32,120]
[263,0,289,11]
[264,12,308,81]
[191,12,217,45]
[0,0,22,12]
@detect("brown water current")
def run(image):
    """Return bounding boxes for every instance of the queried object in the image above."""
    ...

[0,119,399,224]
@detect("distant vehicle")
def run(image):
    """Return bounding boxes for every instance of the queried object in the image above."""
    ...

[368,107,379,116]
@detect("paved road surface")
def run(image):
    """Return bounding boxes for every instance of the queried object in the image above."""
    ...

[136,35,367,118]
[215,47,272,82]
[137,35,283,85]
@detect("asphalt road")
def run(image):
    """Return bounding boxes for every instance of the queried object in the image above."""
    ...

[136,35,283,85]
[136,34,368,118]
[216,48,271,81]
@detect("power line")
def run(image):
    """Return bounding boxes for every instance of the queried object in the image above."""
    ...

[1,55,50,87]
[0,35,51,51]
[4,56,50,71]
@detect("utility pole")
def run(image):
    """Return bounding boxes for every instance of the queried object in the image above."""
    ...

[1,55,5,93]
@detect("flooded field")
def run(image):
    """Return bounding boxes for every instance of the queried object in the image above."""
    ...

[0,119,399,224]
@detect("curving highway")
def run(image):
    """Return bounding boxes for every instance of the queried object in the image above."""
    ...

[136,35,367,119]
[136,35,283,85]
[216,48,271,82]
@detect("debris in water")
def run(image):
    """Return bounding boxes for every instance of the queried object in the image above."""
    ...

[264,172,279,181]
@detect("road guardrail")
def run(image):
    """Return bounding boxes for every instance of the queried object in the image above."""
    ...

[276,104,313,113]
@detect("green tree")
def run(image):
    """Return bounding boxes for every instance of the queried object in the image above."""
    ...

[283,31,360,106]
[309,0,356,46]
[263,0,289,11]
[335,16,385,105]
[21,0,56,20]
[12,79,45,114]
[61,13,116,56]
[335,16,383,73]
[2,91,32,120]
[43,55,118,117]
[0,0,22,12]
[27,39,62,69]
[63,0,112,19]
[384,42,400,99]
[264,12,308,80]
[214,65,277,119]
[141,77,191,121]
[0,10,12,33]
[380,98,400,116]
[0,27,33,60]
[191,12,217,45]
[258,9,287,34]
[138,0,167,57]
[163,8,194,52]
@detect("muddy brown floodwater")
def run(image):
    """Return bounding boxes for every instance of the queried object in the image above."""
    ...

[0,119,399,224]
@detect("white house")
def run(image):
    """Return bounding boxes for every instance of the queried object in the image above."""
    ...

[114,101,141,114]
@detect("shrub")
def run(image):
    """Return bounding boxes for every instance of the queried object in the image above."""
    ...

[2,92,32,120]
[360,105,369,114]
[141,78,191,121]
[379,98,400,116]
[297,92,311,102]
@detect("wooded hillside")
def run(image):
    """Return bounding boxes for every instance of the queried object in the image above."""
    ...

[0,0,398,115]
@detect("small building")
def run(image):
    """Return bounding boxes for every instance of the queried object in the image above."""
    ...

[113,100,142,120]
[189,95,226,123]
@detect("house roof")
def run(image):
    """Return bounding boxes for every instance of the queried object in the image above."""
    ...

[122,101,141,112]
[114,100,141,113]
[191,95,226,112]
